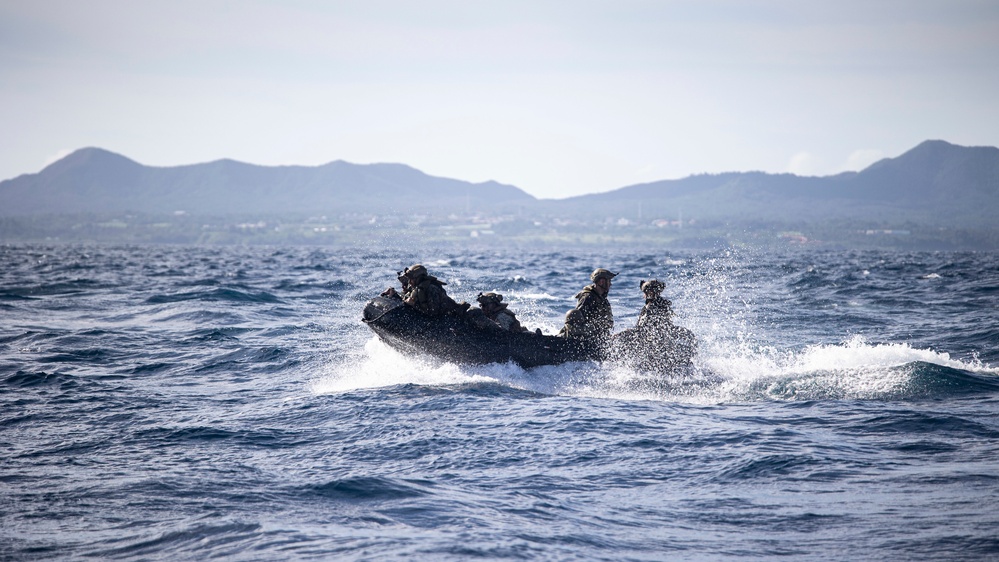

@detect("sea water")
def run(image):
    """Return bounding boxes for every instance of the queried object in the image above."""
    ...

[2,243,998,560]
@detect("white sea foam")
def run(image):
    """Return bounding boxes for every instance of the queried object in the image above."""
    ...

[309,338,499,394]
[313,245,994,402]
[701,334,997,402]
[312,332,997,404]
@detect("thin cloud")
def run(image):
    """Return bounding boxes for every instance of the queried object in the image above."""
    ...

[43,149,74,169]
[842,149,886,172]
[787,152,821,176]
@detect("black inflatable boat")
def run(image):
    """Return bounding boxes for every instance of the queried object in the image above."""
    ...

[362,296,696,373]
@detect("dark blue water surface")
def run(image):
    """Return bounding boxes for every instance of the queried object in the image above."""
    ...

[2,243,998,560]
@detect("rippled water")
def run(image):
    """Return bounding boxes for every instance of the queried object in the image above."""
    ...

[2,243,998,560]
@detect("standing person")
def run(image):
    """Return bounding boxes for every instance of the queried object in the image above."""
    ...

[636,279,674,332]
[559,268,616,341]
[402,264,465,317]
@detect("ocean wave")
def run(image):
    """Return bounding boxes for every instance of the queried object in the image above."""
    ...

[37,347,118,365]
[154,310,247,324]
[132,425,313,450]
[193,346,297,375]
[4,369,78,388]
[851,408,999,439]
[4,244,999,561]
[271,279,342,298]
[0,279,108,298]
[183,327,254,342]
[714,453,823,482]
[87,522,265,560]
[120,361,175,375]
[721,362,999,402]
[697,335,996,399]
[145,288,283,304]
[306,476,432,501]
[0,291,39,301]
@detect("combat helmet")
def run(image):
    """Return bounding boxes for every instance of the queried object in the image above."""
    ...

[590,268,618,282]
[640,279,665,295]
[405,264,428,279]
[477,292,508,309]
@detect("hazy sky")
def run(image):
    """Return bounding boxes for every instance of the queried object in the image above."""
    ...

[2,1,998,199]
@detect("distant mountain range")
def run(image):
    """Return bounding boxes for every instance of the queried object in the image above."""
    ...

[0,148,532,216]
[2,140,997,228]
[550,140,999,227]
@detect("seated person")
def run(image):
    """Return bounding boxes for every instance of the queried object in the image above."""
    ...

[635,279,697,362]
[468,292,527,332]
[558,268,616,342]
[558,308,584,339]
[381,269,412,300]
[401,264,466,316]
[636,279,674,330]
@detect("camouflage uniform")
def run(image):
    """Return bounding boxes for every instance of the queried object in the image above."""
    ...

[490,308,525,332]
[381,269,413,301]
[560,284,613,340]
[636,279,673,333]
[637,295,673,332]
[471,292,526,332]
[559,268,617,341]
[404,264,462,317]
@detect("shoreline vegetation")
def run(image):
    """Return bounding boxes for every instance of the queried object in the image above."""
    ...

[2,212,995,250]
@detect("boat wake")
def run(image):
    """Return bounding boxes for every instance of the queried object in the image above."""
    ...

[310,335,999,403]
[704,335,999,402]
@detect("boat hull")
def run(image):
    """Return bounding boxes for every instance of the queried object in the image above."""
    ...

[363,296,597,368]
[362,296,696,372]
